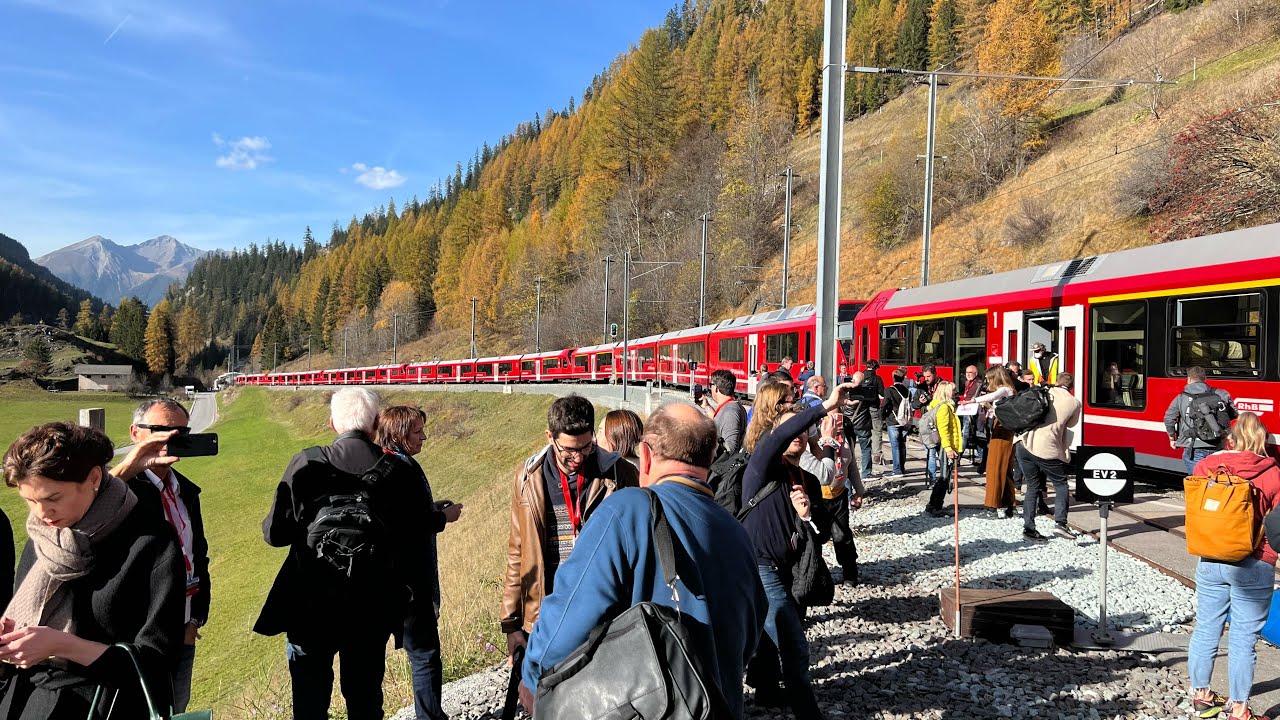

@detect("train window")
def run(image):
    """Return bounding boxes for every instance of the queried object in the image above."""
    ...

[637,347,655,363]
[574,355,588,370]
[913,320,947,365]
[521,361,535,373]
[880,324,907,364]
[544,359,560,370]
[719,337,744,363]
[658,345,671,365]
[765,332,799,364]
[838,303,865,322]
[953,316,987,376]
[462,365,474,374]
[1170,292,1262,377]
[596,352,613,367]
[679,342,706,364]
[860,326,869,366]
[498,362,513,374]
[477,363,493,375]
[1092,302,1147,409]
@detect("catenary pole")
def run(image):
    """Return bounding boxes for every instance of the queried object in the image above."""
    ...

[781,166,796,308]
[698,214,712,326]
[922,72,939,287]
[535,277,543,352]
[392,313,398,364]
[814,0,846,381]
[470,297,478,360]
[602,256,612,344]
[622,251,631,403]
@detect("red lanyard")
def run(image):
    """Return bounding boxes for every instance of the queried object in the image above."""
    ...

[158,480,194,577]
[558,467,585,537]
[714,398,732,417]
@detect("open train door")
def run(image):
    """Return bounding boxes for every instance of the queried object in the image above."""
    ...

[1058,304,1085,450]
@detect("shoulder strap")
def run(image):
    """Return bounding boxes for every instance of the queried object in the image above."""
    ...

[643,489,681,601]
[736,479,782,522]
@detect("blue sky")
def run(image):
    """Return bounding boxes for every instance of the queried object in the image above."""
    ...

[0,0,674,256]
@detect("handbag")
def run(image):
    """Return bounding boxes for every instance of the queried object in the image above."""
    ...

[790,520,835,607]
[534,489,732,719]
[88,643,212,720]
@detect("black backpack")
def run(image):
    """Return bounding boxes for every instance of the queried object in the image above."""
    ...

[707,449,750,515]
[1184,390,1233,444]
[534,489,732,719]
[994,386,1053,434]
[301,447,399,579]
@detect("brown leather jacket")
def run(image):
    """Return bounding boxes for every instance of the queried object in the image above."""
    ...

[500,445,639,634]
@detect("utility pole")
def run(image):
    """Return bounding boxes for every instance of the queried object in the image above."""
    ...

[780,166,797,307]
[392,313,398,364]
[622,251,631,403]
[307,338,311,371]
[343,328,348,368]
[921,73,939,287]
[697,213,712,327]
[273,342,277,370]
[534,277,544,352]
[470,297,478,359]
[814,0,847,381]
[602,256,612,344]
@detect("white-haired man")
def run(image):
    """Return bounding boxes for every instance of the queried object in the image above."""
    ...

[256,388,423,720]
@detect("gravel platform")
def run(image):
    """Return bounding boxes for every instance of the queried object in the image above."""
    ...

[401,477,1200,720]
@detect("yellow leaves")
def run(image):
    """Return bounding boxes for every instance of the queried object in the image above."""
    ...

[976,0,1061,119]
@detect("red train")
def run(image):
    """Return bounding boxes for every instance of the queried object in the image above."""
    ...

[853,222,1280,476]
[237,300,867,396]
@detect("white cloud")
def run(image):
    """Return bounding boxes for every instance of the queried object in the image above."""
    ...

[213,133,271,170]
[350,162,406,190]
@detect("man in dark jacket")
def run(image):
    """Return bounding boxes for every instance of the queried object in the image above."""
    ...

[1164,365,1238,475]
[881,368,912,477]
[111,398,210,714]
[256,387,424,720]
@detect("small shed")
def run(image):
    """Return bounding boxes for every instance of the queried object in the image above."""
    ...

[75,364,135,392]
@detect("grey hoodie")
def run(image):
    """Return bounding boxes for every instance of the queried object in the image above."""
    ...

[1163,381,1237,449]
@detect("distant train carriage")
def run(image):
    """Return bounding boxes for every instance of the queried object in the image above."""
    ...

[853,222,1280,477]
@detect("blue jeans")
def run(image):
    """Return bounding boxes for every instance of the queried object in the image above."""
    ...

[887,425,907,475]
[757,565,822,719]
[1189,556,1275,704]
[1184,447,1214,476]
[403,605,447,720]
[172,643,196,713]
[1016,444,1069,529]
[854,428,873,478]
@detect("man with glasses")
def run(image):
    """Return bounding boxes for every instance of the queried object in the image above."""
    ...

[502,394,639,663]
[110,398,210,714]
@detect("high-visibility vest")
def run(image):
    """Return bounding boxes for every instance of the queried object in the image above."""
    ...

[1030,354,1059,385]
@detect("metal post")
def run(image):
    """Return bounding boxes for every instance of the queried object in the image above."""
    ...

[470,297,478,359]
[622,251,631,403]
[921,72,939,287]
[781,167,795,308]
[602,256,612,344]
[698,213,711,327]
[343,328,348,368]
[307,338,311,371]
[273,342,277,369]
[953,460,961,638]
[814,0,846,381]
[535,277,543,352]
[1093,501,1114,646]
[392,313,398,364]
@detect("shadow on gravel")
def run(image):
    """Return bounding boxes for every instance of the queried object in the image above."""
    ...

[817,593,941,626]
[859,536,1030,585]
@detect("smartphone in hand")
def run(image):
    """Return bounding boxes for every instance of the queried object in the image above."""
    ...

[168,433,219,457]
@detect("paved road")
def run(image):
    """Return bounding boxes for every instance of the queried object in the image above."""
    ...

[113,391,218,456]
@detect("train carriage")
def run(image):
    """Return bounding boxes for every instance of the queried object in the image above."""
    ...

[853,222,1280,478]
[573,342,619,382]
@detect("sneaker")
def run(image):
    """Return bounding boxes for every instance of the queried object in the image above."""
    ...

[996,508,1009,519]
[1054,523,1079,540]
[1192,691,1227,718]
[1023,528,1049,541]
[925,507,949,518]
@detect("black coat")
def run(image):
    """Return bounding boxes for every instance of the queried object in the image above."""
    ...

[0,509,13,612]
[254,431,428,644]
[127,469,211,625]
[0,506,185,720]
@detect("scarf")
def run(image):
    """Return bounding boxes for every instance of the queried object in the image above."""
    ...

[5,472,138,633]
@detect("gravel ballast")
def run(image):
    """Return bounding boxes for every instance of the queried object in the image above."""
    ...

[405,477,1200,720]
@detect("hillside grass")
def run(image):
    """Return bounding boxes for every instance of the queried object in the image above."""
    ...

[171,387,555,718]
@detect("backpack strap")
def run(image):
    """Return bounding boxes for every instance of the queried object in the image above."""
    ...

[736,479,782,522]
[643,489,682,604]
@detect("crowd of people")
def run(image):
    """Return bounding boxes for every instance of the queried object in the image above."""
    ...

[0,351,1277,720]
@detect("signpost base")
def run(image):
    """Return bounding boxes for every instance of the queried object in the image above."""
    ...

[1093,500,1114,647]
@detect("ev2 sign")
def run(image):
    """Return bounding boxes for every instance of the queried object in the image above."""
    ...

[1074,446,1135,504]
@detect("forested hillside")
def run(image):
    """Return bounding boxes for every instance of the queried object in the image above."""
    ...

[0,233,101,327]
[168,0,1280,373]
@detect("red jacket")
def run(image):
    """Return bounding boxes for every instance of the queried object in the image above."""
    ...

[1194,450,1280,564]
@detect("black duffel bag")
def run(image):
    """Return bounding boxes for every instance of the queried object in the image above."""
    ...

[791,519,835,608]
[534,489,732,719]
[993,385,1053,434]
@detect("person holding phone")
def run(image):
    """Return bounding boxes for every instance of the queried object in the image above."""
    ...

[110,397,211,714]
[0,422,185,718]
[376,406,463,720]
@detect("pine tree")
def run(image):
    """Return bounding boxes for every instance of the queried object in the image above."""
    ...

[111,298,148,362]
[56,307,69,329]
[97,304,114,340]
[249,333,264,372]
[19,336,52,376]
[144,299,175,374]
[895,0,932,72]
[74,299,97,338]
[928,0,962,69]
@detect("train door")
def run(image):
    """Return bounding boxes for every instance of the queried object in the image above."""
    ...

[1058,304,1085,450]
[747,333,759,394]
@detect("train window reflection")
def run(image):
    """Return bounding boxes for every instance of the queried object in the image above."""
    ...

[765,332,799,364]
[954,316,987,378]
[1091,302,1147,409]
[595,352,612,367]
[719,337,744,363]
[1170,293,1262,377]
[521,361,534,373]
[880,324,907,364]
[913,320,947,365]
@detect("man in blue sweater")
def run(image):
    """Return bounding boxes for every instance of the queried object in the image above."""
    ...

[520,402,767,716]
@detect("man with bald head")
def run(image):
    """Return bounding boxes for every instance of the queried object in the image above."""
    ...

[520,403,766,716]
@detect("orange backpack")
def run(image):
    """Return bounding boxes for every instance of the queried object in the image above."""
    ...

[1184,466,1262,562]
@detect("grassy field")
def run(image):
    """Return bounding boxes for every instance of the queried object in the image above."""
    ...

[170,386,556,718]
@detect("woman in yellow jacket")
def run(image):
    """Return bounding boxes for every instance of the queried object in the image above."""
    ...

[924,381,965,517]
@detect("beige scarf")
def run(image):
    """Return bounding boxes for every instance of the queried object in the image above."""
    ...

[5,472,138,632]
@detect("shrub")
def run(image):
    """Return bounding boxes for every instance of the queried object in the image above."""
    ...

[1002,196,1059,246]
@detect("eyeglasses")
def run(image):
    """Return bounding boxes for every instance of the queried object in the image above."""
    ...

[552,437,594,459]
[136,424,191,435]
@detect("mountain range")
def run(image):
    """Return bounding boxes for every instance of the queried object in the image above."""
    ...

[35,235,206,306]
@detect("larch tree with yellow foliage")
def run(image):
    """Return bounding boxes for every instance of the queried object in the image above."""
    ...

[976,0,1060,119]
[143,299,175,375]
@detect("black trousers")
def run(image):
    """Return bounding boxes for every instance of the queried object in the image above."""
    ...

[822,493,858,582]
[287,631,389,720]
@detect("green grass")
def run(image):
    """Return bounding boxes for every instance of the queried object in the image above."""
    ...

[172,387,556,718]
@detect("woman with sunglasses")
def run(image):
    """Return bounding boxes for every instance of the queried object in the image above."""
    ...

[0,422,185,719]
